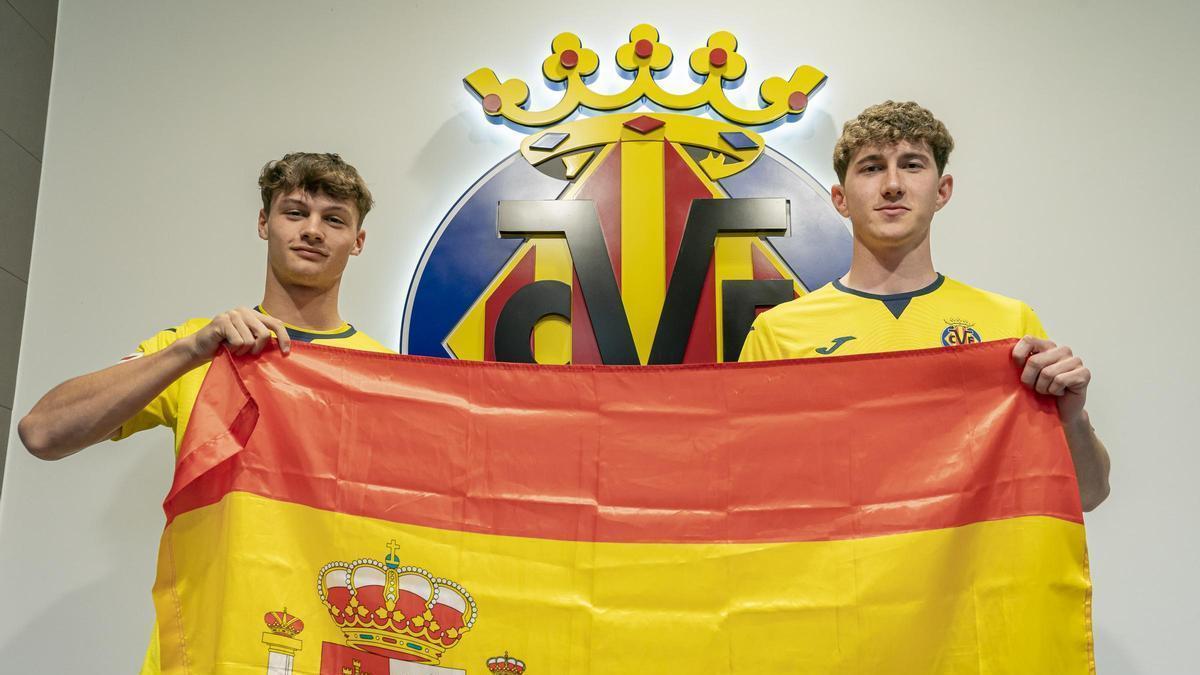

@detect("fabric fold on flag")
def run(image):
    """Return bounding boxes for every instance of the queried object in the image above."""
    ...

[153,340,1094,674]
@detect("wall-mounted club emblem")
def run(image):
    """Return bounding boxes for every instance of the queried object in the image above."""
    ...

[403,25,852,364]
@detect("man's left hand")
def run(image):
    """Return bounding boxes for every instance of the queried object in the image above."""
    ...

[1011,336,1110,511]
[1012,336,1090,425]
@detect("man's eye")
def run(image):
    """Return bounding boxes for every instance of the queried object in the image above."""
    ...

[286,210,304,217]
[327,216,345,225]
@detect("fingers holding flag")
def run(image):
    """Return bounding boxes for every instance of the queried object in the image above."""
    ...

[188,307,292,362]
[1012,335,1090,424]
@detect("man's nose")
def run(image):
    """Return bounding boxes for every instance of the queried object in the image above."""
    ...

[882,167,904,199]
[300,216,325,241]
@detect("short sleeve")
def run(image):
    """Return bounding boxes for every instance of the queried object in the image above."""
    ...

[738,315,781,363]
[111,327,184,441]
[1020,303,1049,341]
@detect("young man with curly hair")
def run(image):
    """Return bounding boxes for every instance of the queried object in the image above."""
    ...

[18,152,394,672]
[740,101,1110,511]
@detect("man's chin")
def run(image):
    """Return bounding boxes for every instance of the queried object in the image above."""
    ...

[274,268,338,292]
[269,257,345,291]
[856,233,928,256]
[859,221,927,246]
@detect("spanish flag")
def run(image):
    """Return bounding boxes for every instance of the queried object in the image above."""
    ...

[154,340,1094,674]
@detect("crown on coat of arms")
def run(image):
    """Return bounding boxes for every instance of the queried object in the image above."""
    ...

[317,540,478,665]
[263,608,305,637]
[487,651,526,673]
[464,24,825,129]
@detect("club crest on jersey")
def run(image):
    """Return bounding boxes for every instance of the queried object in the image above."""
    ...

[942,319,982,346]
[402,25,852,364]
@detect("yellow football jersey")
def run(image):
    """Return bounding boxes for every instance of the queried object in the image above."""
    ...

[119,308,393,675]
[739,275,1047,362]
[115,307,393,455]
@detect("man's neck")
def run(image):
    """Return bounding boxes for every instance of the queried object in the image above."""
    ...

[841,236,938,295]
[260,276,345,330]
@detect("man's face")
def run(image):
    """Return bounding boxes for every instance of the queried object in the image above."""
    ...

[258,188,366,290]
[831,140,953,252]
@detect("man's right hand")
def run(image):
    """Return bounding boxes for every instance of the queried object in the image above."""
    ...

[182,307,292,364]
[20,308,292,460]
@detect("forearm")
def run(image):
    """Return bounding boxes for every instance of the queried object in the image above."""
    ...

[18,340,201,460]
[1062,411,1111,512]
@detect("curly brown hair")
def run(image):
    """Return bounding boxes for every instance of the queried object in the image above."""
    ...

[258,152,374,227]
[833,101,954,183]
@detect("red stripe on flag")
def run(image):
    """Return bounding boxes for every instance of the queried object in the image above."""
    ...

[167,341,1083,544]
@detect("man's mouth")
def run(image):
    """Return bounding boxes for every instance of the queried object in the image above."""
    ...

[875,205,910,217]
[291,246,329,259]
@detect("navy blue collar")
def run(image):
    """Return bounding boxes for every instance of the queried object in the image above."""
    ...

[832,274,945,319]
[254,305,357,342]
[285,325,357,342]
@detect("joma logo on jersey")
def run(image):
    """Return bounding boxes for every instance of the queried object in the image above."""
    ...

[402,25,852,364]
[942,320,982,346]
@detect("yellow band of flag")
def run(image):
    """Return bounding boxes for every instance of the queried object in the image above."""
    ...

[160,493,1091,674]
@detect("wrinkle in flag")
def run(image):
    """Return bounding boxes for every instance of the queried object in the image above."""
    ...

[155,340,1094,674]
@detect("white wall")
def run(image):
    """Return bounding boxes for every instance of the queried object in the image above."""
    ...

[0,0,57,501]
[2,0,1198,671]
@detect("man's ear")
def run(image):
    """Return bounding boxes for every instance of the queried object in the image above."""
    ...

[351,227,366,256]
[257,209,269,241]
[831,184,850,218]
[934,174,954,212]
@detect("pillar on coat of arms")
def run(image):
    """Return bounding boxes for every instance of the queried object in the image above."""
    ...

[262,608,304,675]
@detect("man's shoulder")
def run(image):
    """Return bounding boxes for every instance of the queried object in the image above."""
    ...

[329,328,396,355]
[349,331,396,354]
[938,277,1045,339]
[938,277,1034,314]
[133,317,211,353]
[753,283,842,327]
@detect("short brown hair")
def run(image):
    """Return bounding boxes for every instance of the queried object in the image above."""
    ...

[833,101,954,183]
[258,152,375,226]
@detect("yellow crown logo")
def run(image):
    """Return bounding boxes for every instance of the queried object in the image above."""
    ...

[464,24,825,128]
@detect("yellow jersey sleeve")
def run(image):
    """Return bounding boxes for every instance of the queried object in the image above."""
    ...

[1021,303,1049,341]
[112,318,212,441]
[112,328,183,440]
[738,315,781,363]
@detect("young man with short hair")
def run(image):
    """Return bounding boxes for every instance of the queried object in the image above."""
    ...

[739,101,1110,511]
[18,152,393,671]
